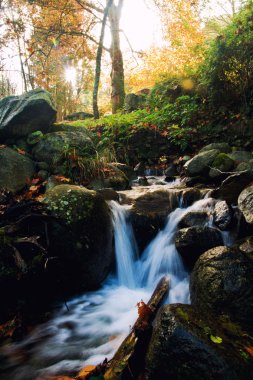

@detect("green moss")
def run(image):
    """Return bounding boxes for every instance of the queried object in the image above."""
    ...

[176,307,190,322]
[43,184,98,225]
[212,153,234,171]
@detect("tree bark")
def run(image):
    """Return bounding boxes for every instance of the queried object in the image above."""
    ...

[93,0,114,119]
[109,0,125,114]
[104,276,170,380]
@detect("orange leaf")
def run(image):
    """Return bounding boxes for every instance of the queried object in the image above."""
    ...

[77,365,96,379]
[31,178,41,185]
[54,175,71,183]
[137,300,153,322]
[245,346,253,356]
[17,148,26,155]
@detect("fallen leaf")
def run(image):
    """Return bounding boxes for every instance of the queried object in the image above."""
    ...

[77,365,97,379]
[245,346,253,357]
[17,148,26,155]
[0,144,7,148]
[210,335,223,344]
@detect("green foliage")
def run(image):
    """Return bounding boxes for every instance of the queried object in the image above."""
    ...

[199,0,253,112]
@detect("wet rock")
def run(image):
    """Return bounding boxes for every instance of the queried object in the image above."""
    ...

[164,163,177,177]
[0,89,56,139]
[200,143,232,154]
[175,226,223,269]
[239,236,253,255]
[43,184,113,291]
[184,149,219,176]
[109,162,137,181]
[190,246,253,333]
[32,130,95,165]
[97,188,119,201]
[234,162,253,172]
[209,153,234,179]
[0,147,35,193]
[179,211,209,228]
[145,304,253,380]
[238,184,253,224]
[211,171,253,204]
[213,201,232,230]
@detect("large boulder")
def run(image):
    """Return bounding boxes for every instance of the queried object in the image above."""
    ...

[184,149,219,176]
[190,246,253,332]
[0,147,35,193]
[200,143,232,154]
[145,304,253,380]
[0,89,56,139]
[211,171,253,204]
[42,184,113,290]
[238,184,253,224]
[175,226,224,269]
[32,130,95,166]
[209,153,234,179]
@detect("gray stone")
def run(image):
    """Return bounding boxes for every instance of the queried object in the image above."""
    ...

[0,88,56,139]
[190,246,253,332]
[0,147,35,193]
[124,93,146,112]
[211,171,253,204]
[228,150,253,162]
[200,143,232,154]
[184,149,219,176]
[37,170,49,181]
[175,226,224,269]
[32,131,95,165]
[238,185,253,224]
[213,201,232,230]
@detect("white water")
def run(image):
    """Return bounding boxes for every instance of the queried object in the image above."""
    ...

[1,196,223,379]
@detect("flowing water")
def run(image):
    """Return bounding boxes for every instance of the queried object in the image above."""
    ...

[0,196,225,379]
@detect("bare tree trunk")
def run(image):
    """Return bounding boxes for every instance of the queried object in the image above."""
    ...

[109,0,125,114]
[93,0,114,119]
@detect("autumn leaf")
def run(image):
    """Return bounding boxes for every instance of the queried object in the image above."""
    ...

[245,346,253,357]
[77,365,97,379]
[54,175,71,183]
[0,145,7,148]
[17,148,26,155]
[137,301,153,321]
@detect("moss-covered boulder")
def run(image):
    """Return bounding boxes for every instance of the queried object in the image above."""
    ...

[190,246,253,333]
[175,226,223,269]
[0,147,35,193]
[200,142,232,154]
[184,149,219,176]
[145,304,253,380]
[32,130,95,166]
[209,153,234,179]
[238,184,253,224]
[0,89,56,139]
[42,184,113,290]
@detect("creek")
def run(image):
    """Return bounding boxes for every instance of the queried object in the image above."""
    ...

[0,184,231,379]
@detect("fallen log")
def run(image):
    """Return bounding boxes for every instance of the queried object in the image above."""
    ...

[104,276,170,380]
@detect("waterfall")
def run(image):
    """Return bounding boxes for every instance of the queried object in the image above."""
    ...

[110,201,139,288]
[1,196,229,379]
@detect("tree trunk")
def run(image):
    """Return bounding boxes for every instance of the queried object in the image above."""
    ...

[109,0,125,114]
[104,276,170,380]
[93,0,114,119]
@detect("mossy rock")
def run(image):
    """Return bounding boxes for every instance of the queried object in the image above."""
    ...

[146,304,253,380]
[200,143,232,154]
[184,149,219,176]
[0,88,56,139]
[209,153,234,179]
[42,184,113,290]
